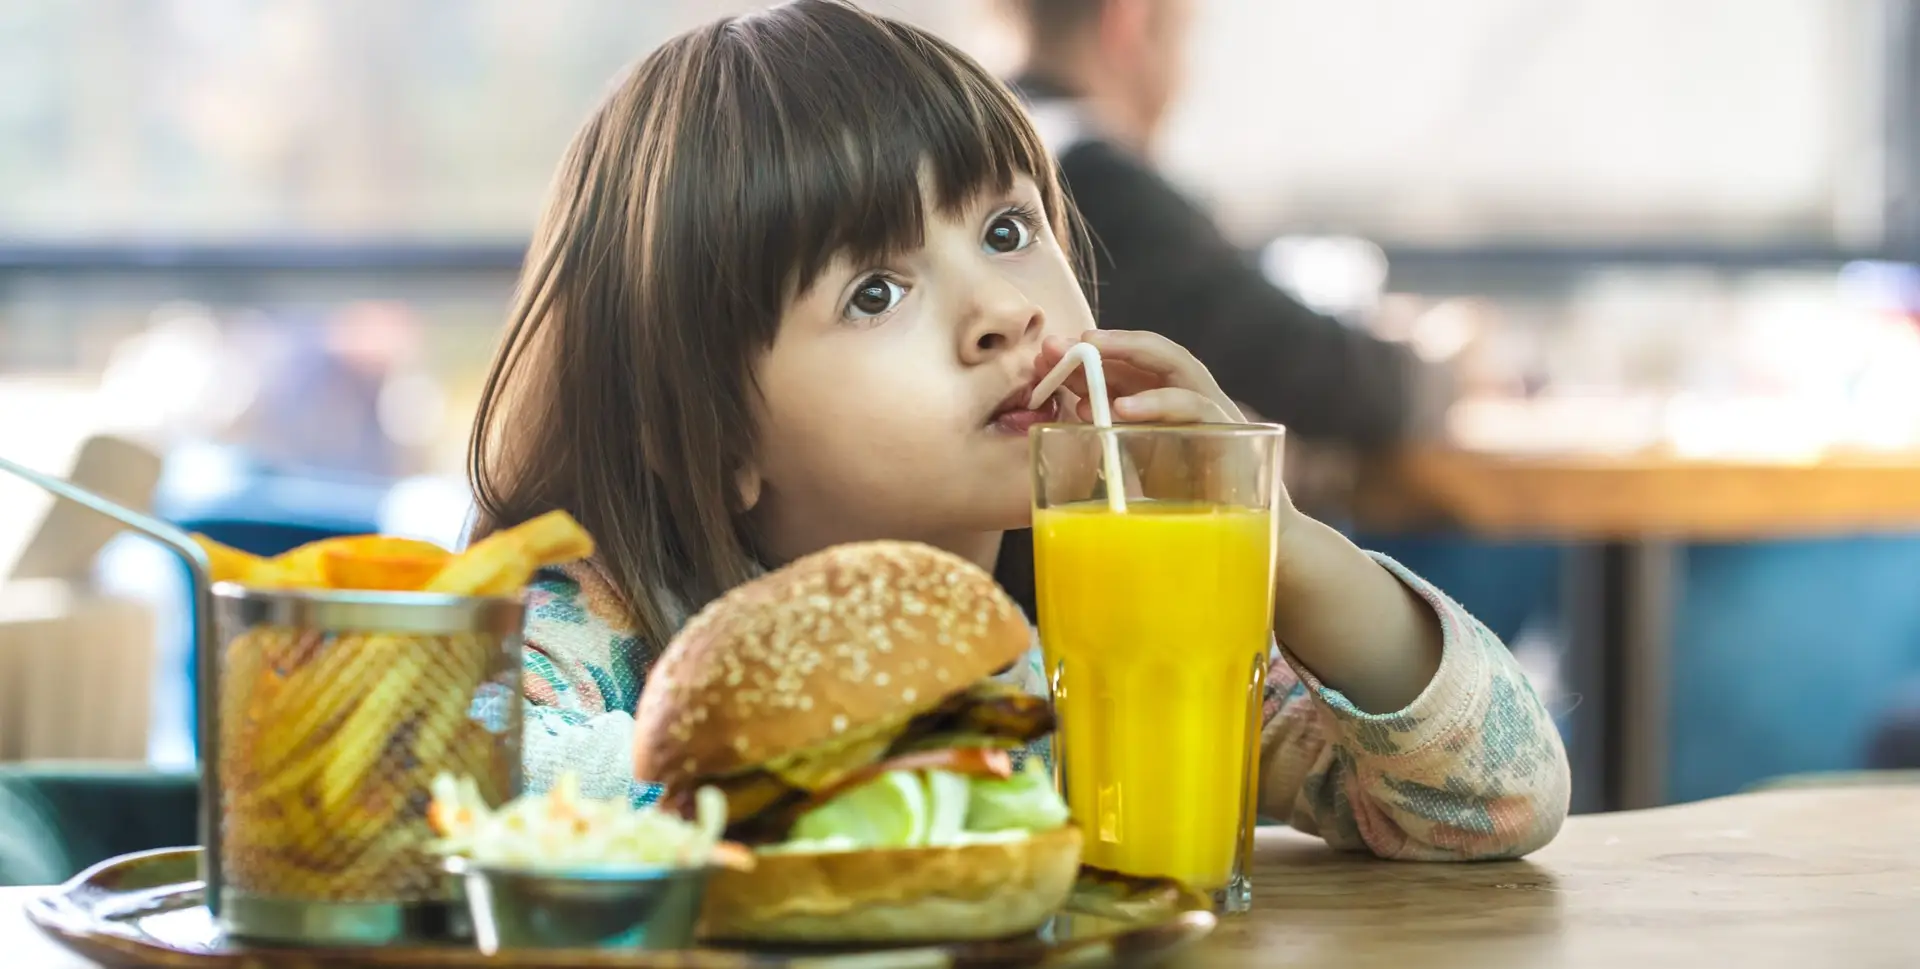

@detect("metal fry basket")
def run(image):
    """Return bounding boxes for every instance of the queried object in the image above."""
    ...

[212,586,525,944]
[0,453,526,947]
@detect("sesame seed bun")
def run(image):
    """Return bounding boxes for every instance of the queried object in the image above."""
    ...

[632,541,1032,790]
[699,825,1084,943]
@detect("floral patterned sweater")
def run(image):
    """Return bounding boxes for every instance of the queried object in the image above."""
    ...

[519,553,1570,860]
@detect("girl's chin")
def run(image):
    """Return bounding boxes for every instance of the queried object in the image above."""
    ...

[962,479,1035,535]
[951,502,1031,538]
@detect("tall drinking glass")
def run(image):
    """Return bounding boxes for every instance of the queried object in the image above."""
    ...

[1031,423,1283,914]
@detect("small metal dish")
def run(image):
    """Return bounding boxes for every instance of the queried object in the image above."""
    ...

[443,856,714,953]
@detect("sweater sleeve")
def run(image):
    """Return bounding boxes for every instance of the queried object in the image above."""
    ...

[518,565,660,807]
[1256,554,1571,859]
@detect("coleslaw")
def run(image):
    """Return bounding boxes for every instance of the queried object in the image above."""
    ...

[427,772,751,871]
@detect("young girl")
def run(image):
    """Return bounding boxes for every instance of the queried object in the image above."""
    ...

[469,0,1568,861]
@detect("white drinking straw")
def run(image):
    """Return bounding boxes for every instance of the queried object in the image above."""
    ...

[1029,342,1128,513]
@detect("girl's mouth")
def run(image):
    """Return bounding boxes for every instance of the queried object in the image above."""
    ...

[989,392,1060,435]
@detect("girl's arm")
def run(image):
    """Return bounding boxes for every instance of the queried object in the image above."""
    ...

[520,565,660,806]
[1256,519,1570,860]
[1270,516,1444,712]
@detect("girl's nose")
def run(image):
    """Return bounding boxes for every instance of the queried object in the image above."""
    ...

[961,278,1044,364]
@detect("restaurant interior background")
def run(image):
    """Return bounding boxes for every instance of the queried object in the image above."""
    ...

[4,0,1920,814]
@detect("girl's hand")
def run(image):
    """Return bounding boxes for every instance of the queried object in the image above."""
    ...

[1036,330,1247,425]
[1033,333,1437,715]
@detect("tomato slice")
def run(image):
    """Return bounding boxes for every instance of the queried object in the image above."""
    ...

[709,840,758,871]
[872,747,1016,780]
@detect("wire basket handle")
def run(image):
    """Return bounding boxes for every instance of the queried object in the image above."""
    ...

[0,452,224,912]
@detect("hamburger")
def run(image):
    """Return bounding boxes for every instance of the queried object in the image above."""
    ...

[632,541,1080,943]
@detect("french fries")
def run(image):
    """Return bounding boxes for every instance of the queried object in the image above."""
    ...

[320,550,447,592]
[192,536,270,586]
[209,512,593,902]
[422,511,595,596]
[195,533,455,590]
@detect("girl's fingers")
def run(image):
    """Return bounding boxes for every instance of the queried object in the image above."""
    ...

[1110,388,1233,424]
[1078,390,1235,424]
[1040,335,1077,359]
[1035,336,1072,376]
[1055,359,1162,404]
[1084,330,1244,421]
[1082,330,1218,391]
[1035,331,1242,422]
[1040,333,1161,390]
[1037,336,1089,399]
[1103,359,1164,393]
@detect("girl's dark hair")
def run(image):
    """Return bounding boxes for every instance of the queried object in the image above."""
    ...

[469,0,1079,647]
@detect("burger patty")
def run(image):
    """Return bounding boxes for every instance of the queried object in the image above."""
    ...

[896,681,1055,749]
[662,681,1057,845]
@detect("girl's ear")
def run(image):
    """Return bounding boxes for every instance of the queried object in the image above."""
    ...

[735,465,764,513]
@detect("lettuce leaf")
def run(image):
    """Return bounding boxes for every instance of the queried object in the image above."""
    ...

[788,770,926,849]
[965,761,1069,833]
[778,760,1070,853]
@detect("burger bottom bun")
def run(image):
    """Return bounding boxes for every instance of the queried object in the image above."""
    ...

[698,825,1084,944]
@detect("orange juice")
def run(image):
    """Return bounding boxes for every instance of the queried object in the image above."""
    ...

[1033,501,1276,894]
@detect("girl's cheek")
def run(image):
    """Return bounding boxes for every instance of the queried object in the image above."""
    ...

[1033,268,1095,332]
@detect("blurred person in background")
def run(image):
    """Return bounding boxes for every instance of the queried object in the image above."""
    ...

[230,300,424,480]
[1007,0,1449,449]
[1005,1,1563,654]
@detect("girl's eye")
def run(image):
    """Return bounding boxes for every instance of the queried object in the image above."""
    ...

[983,207,1038,254]
[846,275,906,319]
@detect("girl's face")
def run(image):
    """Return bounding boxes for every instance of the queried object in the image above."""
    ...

[748,172,1091,565]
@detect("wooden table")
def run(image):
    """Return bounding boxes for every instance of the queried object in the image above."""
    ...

[6,786,1915,968]
[1355,446,1920,813]
[1210,784,1920,968]
[1355,446,1920,540]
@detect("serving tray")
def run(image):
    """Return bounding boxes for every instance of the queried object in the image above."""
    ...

[28,848,1214,968]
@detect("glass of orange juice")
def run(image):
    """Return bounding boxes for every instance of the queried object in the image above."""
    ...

[1031,422,1283,914]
